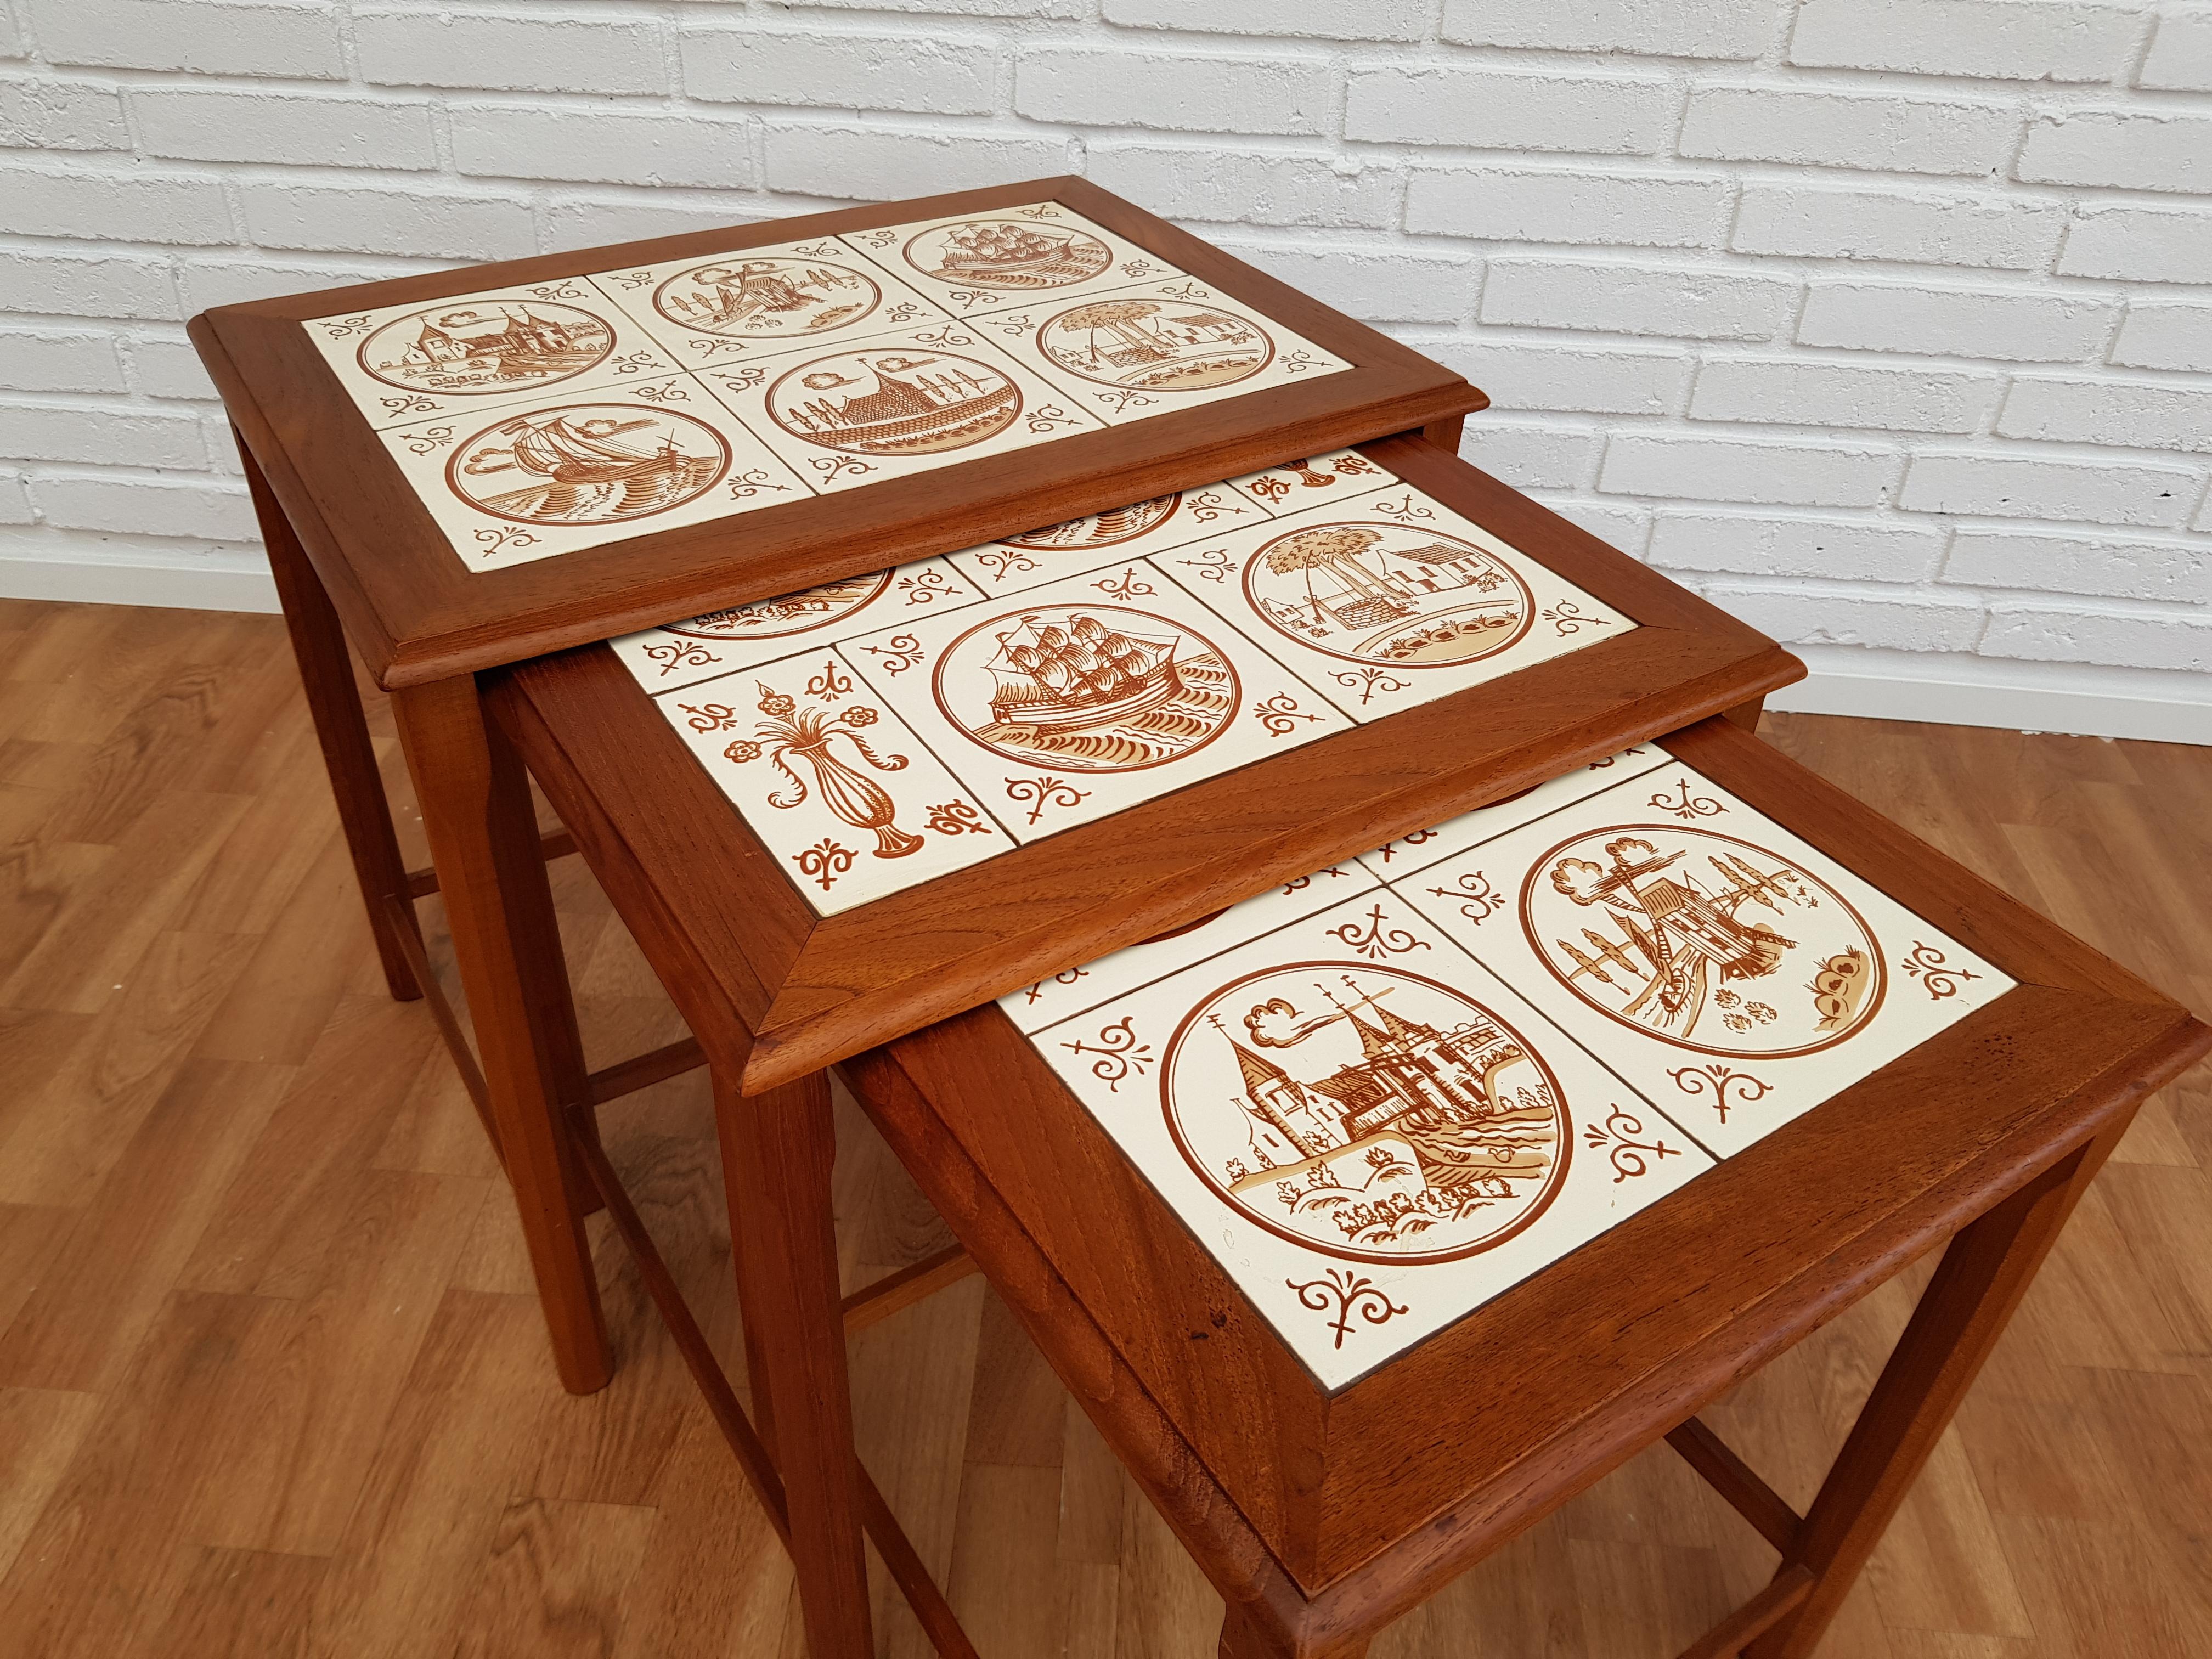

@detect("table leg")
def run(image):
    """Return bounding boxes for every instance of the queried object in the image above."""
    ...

[390,674,613,1396]
[714,1065,873,1659]
[1747,1118,2131,1658]
[1420,414,1465,456]
[239,430,424,1003]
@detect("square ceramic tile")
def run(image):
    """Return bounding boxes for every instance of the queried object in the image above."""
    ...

[377,376,811,571]
[962,274,1352,426]
[1356,746,1673,883]
[945,477,1276,598]
[1024,886,1715,1389]
[609,556,988,694]
[837,561,1352,844]
[838,201,1181,318]
[1226,447,1400,512]
[304,280,685,431]
[693,320,1103,496]
[585,234,953,368]
[650,648,1016,916]
[1153,482,1634,724]
[1397,759,2013,1159]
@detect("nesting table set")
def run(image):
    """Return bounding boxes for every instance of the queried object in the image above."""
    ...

[194,179,2209,1659]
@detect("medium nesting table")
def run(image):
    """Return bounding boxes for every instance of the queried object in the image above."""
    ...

[189,176,1502,1400]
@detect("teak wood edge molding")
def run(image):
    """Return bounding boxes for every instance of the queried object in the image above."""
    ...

[495,436,1806,1094]
[193,176,1485,689]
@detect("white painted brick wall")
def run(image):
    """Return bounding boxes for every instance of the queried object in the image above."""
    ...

[0,0,2204,732]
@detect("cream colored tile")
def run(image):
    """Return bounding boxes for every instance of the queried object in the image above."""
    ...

[693,320,1102,497]
[303,280,683,431]
[608,556,986,695]
[838,560,1350,845]
[1025,887,1714,1389]
[648,648,1015,917]
[585,234,952,368]
[1156,483,1635,724]
[1398,758,2015,1158]
[1357,746,1674,883]
[838,201,1180,318]
[946,481,1273,599]
[1227,447,1398,512]
[376,376,810,571]
[963,273,1352,426]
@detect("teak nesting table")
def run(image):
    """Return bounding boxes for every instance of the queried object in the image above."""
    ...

[189,176,2205,1659]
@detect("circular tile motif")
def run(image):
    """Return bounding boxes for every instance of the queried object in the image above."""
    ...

[1000,494,1181,552]
[768,350,1021,456]
[1521,826,1885,1058]
[448,404,730,526]
[904,218,1112,290]
[359,301,613,395]
[1161,963,1571,1264]
[665,572,894,642]
[1038,300,1273,392]
[1243,522,1534,666]
[652,257,884,340]
[932,603,1239,772]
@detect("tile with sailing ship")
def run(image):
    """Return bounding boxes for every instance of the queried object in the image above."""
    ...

[585,234,954,369]
[1399,759,2012,1159]
[1027,886,1714,1388]
[608,556,986,694]
[1226,447,1400,512]
[1357,746,1673,886]
[377,376,810,571]
[1155,484,1634,725]
[838,200,1178,318]
[838,562,1351,845]
[963,274,1352,427]
[946,477,1275,599]
[304,281,685,431]
[695,319,1102,497]
[650,650,1015,916]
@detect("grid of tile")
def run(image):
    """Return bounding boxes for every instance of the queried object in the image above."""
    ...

[1008,748,2012,1390]
[612,448,1633,915]
[301,201,1351,572]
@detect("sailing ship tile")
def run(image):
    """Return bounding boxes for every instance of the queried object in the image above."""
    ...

[377,375,810,571]
[945,478,1277,599]
[609,556,986,695]
[303,281,685,432]
[1227,448,1399,512]
[964,274,1353,428]
[584,234,955,369]
[1025,885,1714,1390]
[1357,746,1673,885]
[649,647,1015,917]
[837,560,1351,846]
[1396,757,2013,1160]
[837,201,1181,318]
[694,320,1103,498]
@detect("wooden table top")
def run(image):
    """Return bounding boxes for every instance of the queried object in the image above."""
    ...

[191,176,1483,688]
[495,435,1802,1093]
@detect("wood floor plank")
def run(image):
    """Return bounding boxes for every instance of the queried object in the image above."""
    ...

[449,1496,657,1659]
[147,1544,329,1659]
[0,1386,101,1582]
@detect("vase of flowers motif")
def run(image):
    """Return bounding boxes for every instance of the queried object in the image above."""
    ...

[729,686,924,859]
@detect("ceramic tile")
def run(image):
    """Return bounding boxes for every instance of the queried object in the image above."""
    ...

[962,274,1352,426]
[1356,745,1673,883]
[377,376,810,571]
[693,320,1103,497]
[1398,759,2013,1159]
[1024,886,1715,1389]
[1153,482,1635,724]
[837,561,1352,844]
[837,201,1181,318]
[650,649,1015,917]
[1226,447,1400,512]
[585,234,953,368]
[945,478,1274,599]
[609,557,987,695]
[304,281,685,431]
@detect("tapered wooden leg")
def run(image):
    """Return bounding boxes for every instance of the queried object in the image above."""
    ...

[1420,414,1464,456]
[239,430,424,1002]
[1747,1118,2132,1658]
[715,1066,872,1659]
[1218,1605,1367,1659]
[390,674,612,1395]
[1722,695,1767,732]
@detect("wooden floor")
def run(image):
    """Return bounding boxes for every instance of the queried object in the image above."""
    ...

[1,596,2208,1659]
